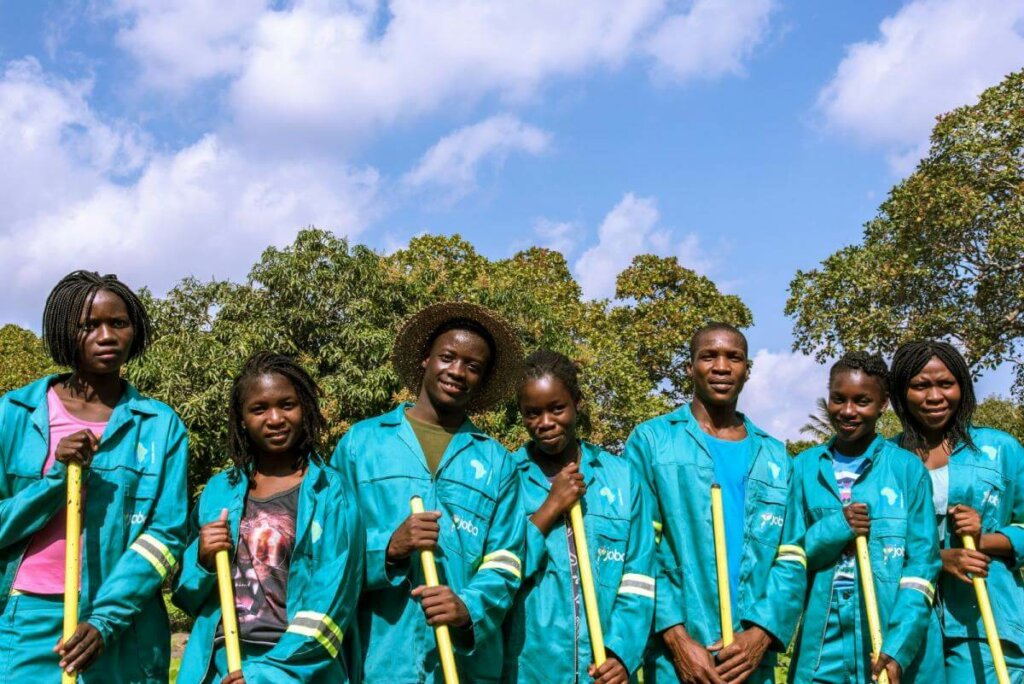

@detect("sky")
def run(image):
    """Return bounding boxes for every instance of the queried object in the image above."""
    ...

[1,0,1021,439]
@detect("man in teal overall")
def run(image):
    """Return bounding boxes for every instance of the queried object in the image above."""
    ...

[336,302,526,683]
[625,323,804,683]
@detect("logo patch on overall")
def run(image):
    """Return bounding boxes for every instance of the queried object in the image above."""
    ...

[452,513,479,536]
[883,544,905,562]
[600,486,616,505]
[311,520,323,543]
[470,459,487,480]
[767,462,781,480]
[981,446,998,462]
[759,511,783,530]
[880,487,901,507]
[597,546,625,563]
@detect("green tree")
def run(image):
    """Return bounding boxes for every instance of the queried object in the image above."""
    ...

[974,396,1024,443]
[0,324,60,394]
[786,69,1024,398]
[128,229,750,498]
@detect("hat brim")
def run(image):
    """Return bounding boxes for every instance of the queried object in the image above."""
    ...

[392,302,524,413]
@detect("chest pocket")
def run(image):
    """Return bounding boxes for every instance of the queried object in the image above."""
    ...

[437,479,496,563]
[589,514,629,590]
[970,467,1006,529]
[747,480,787,546]
[870,517,906,584]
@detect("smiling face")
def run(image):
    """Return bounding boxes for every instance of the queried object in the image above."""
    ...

[827,369,888,450]
[419,328,492,412]
[904,355,962,438]
[76,288,135,376]
[688,330,750,408]
[519,374,579,457]
[240,372,305,459]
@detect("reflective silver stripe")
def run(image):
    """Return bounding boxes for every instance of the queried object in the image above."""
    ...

[130,534,176,579]
[899,577,935,605]
[287,611,343,658]
[777,544,807,567]
[479,550,522,578]
[618,573,655,599]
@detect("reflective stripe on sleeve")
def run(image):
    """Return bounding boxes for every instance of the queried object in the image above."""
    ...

[618,573,655,599]
[899,577,935,605]
[776,544,807,568]
[287,611,344,658]
[478,550,522,578]
[130,533,176,579]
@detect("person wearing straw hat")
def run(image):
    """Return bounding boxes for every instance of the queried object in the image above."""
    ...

[624,323,802,684]
[334,302,526,684]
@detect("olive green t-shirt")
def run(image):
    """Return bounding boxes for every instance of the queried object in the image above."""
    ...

[406,410,458,474]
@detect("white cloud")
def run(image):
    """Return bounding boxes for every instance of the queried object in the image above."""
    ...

[404,115,551,200]
[532,218,580,256]
[109,0,268,91]
[740,349,829,441]
[647,0,776,83]
[573,193,711,300]
[0,62,379,327]
[818,0,1024,172]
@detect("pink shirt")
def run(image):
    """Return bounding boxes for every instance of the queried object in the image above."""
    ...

[12,388,107,595]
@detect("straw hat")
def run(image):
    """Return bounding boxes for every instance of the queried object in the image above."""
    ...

[392,302,524,412]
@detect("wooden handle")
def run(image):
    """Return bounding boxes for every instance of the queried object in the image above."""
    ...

[216,549,243,673]
[62,461,83,684]
[711,485,734,647]
[411,496,459,684]
[962,535,1010,684]
[855,535,889,684]
[569,501,606,666]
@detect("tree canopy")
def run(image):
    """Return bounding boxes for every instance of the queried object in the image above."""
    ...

[118,229,749,496]
[786,69,1024,399]
[0,324,59,394]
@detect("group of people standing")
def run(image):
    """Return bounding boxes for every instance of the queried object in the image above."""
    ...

[0,270,1021,684]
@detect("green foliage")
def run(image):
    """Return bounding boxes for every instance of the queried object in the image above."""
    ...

[125,229,749,498]
[974,395,1024,442]
[785,439,817,456]
[0,324,60,394]
[786,69,1024,400]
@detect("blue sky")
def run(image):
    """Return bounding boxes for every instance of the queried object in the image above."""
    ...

[1,0,1021,438]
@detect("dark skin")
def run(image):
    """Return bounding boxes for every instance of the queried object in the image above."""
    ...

[903,356,1010,582]
[390,328,493,631]
[662,330,770,684]
[827,369,901,684]
[197,372,309,683]
[53,289,136,675]
[518,374,628,683]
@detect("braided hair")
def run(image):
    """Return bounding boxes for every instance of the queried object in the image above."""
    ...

[890,340,976,453]
[42,270,152,367]
[521,349,582,403]
[227,352,326,482]
[829,351,889,395]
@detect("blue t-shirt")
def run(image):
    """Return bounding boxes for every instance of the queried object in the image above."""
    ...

[831,450,870,590]
[705,433,749,615]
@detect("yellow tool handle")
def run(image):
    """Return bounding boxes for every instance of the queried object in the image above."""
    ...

[570,501,607,667]
[410,497,459,684]
[962,535,1011,684]
[62,461,83,684]
[216,549,243,674]
[855,535,889,684]
[711,485,734,647]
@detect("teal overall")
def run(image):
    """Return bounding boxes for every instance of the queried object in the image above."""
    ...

[0,376,188,683]
[335,404,526,683]
[624,404,802,684]
[173,459,364,683]
[787,436,943,683]
[894,427,1024,683]
[502,441,655,682]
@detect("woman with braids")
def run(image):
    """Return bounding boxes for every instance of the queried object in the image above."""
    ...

[501,350,654,684]
[889,340,1024,682]
[0,270,188,682]
[173,352,364,684]
[784,352,942,683]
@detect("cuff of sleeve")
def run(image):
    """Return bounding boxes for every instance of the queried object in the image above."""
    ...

[454,589,484,656]
[996,525,1024,568]
[603,633,640,674]
[739,616,785,653]
[366,528,409,589]
[524,520,549,577]
[83,616,116,646]
[882,634,915,673]
[654,566,685,633]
